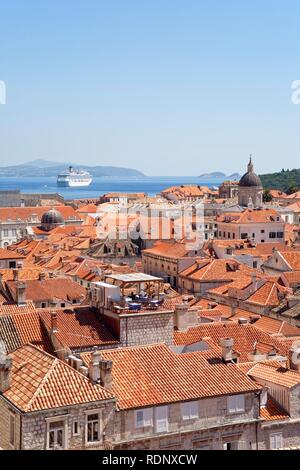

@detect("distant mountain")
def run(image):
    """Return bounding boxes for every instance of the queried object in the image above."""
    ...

[198,171,241,179]
[227,173,241,180]
[199,172,226,178]
[0,159,145,177]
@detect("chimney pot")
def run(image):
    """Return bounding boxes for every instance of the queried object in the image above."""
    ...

[220,337,234,363]
[51,311,58,333]
[0,352,12,393]
[16,281,27,306]
[289,347,300,372]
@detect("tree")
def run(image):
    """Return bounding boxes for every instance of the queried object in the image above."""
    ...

[263,189,273,202]
[286,184,298,195]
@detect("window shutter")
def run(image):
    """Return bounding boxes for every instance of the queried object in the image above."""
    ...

[227,396,236,413]
[144,408,153,427]
[275,434,283,449]
[236,395,245,412]
[270,435,276,450]
[190,401,199,419]
[155,406,168,432]
[182,403,191,420]
[135,410,144,428]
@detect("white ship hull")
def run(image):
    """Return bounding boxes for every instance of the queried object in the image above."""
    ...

[57,178,92,187]
[57,166,93,187]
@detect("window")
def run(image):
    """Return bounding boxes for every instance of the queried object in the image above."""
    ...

[86,411,102,443]
[73,419,80,436]
[3,229,9,237]
[253,261,258,269]
[261,229,265,234]
[9,261,16,269]
[155,406,168,433]
[41,302,47,308]
[277,232,284,238]
[9,413,15,447]
[182,401,199,421]
[241,233,248,239]
[269,232,276,239]
[227,395,245,413]
[223,441,239,450]
[135,408,153,428]
[270,433,283,450]
[47,420,66,450]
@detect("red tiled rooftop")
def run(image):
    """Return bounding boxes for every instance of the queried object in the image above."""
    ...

[3,344,114,412]
[81,343,260,410]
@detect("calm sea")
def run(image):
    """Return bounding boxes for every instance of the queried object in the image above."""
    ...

[0,176,225,200]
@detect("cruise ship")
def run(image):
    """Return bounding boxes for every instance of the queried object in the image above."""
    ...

[57,167,93,187]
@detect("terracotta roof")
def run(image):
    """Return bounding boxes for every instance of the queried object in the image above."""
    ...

[247,362,300,388]
[254,316,300,337]
[279,252,300,270]
[5,278,86,304]
[0,301,37,316]
[217,208,282,224]
[0,310,53,354]
[0,206,80,223]
[174,322,289,362]
[76,203,98,214]
[260,398,290,421]
[3,344,114,412]
[39,307,118,349]
[0,248,25,260]
[81,343,260,410]
[179,258,242,281]
[143,241,193,259]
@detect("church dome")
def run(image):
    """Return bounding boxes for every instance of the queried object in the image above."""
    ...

[239,157,262,188]
[41,208,64,227]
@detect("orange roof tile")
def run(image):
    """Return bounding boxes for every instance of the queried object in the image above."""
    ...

[3,344,114,412]
[174,322,289,362]
[260,398,289,421]
[39,307,118,349]
[81,343,260,410]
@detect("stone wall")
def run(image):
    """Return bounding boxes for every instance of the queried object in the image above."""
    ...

[114,393,259,450]
[119,311,174,347]
[21,400,115,450]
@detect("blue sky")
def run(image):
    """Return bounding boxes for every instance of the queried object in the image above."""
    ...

[0,0,300,176]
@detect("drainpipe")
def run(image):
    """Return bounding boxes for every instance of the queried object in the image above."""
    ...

[254,390,262,450]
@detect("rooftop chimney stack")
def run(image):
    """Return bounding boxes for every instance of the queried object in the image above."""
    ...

[13,269,19,281]
[89,349,101,384]
[289,347,300,372]
[50,311,58,333]
[0,352,13,393]
[16,281,27,306]
[99,358,113,389]
[220,337,234,363]
[39,272,46,281]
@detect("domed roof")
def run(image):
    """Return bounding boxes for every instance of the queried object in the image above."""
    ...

[239,157,262,188]
[41,208,64,226]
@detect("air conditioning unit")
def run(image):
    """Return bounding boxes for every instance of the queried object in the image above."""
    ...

[90,282,120,309]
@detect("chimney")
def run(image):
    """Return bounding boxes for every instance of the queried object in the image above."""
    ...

[238,317,248,325]
[174,303,198,331]
[39,272,46,281]
[51,311,58,333]
[99,358,113,389]
[13,269,19,281]
[0,352,13,393]
[289,347,300,372]
[89,349,101,383]
[220,337,234,363]
[16,281,27,306]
